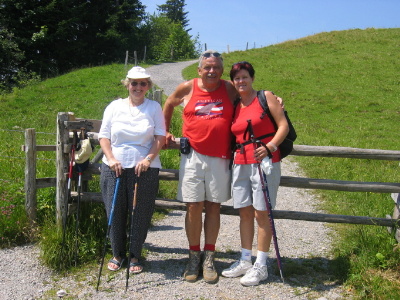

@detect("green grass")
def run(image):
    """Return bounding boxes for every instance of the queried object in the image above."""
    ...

[0,62,182,265]
[184,28,400,298]
[1,28,400,298]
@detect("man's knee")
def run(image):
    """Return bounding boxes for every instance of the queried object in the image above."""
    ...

[204,201,221,215]
[186,202,204,214]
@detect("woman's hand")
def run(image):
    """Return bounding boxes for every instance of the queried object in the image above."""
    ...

[135,158,151,177]
[276,96,285,110]
[108,158,123,177]
[254,145,269,161]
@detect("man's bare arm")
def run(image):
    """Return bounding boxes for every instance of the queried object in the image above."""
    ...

[162,80,193,148]
[163,80,193,131]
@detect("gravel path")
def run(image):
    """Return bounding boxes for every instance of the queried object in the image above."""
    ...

[0,61,348,300]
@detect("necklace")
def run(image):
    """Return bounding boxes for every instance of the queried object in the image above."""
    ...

[128,98,143,118]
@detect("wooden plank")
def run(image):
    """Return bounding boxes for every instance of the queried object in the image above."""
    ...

[63,120,94,131]
[165,140,400,161]
[273,210,400,227]
[36,177,57,188]
[43,169,400,193]
[280,176,400,193]
[71,191,102,202]
[21,145,57,152]
[69,192,400,227]
[291,145,400,160]
[30,171,400,194]
[90,148,103,163]
[75,118,102,133]
[159,169,179,181]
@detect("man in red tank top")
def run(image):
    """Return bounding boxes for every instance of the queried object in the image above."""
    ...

[163,50,238,283]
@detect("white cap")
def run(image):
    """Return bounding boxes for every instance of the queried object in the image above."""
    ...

[126,66,151,79]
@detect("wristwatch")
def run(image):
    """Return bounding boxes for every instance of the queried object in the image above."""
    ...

[145,155,152,162]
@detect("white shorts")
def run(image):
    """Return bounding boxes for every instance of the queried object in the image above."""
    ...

[232,162,281,211]
[177,148,231,203]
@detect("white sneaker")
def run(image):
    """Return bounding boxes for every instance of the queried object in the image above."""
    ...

[221,259,252,278]
[240,262,268,286]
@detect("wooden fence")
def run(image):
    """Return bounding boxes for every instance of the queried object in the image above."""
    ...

[22,110,400,241]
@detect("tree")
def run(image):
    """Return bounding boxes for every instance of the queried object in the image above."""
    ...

[157,0,190,31]
[142,14,199,61]
[0,0,147,85]
[0,28,25,92]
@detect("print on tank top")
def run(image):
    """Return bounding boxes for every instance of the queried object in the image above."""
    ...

[194,99,224,119]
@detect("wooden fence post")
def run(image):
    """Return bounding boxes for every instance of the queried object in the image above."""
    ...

[24,128,37,222]
[134,51,137,66]
[387,193,400,242]
[56,112,70,228]
[125,50,128,67]
[153,90,163,105]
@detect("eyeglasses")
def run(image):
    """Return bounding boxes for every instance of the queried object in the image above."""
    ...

[130,81,148,87]
[202,52,222,58]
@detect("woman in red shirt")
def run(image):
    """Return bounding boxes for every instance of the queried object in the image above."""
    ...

[221,61,288,286]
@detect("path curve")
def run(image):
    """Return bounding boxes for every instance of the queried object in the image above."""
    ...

[0,61,347,300]
[146,60,198,96]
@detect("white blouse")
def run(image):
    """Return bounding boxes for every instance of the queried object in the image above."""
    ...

[98,98,166,169]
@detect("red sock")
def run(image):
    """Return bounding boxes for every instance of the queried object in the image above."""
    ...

[189,245,201,251]
[204,244,215,251]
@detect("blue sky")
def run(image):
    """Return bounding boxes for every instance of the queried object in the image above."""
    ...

[143,0,399,52]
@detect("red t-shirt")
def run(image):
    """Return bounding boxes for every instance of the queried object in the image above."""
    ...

[231,96,281,164]
[182,78,234,159]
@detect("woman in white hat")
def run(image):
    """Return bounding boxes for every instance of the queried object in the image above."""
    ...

[98,66,166,273]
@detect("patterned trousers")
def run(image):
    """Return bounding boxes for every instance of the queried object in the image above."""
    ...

[100,163,159,259]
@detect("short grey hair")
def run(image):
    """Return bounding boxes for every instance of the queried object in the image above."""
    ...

[198,49,223,68]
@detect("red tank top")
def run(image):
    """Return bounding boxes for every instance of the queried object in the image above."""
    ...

[183,78,234,158]
[231,96,281,164]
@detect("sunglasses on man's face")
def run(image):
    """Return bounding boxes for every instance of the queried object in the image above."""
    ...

[130,81,148,87]
[202,52,221,58]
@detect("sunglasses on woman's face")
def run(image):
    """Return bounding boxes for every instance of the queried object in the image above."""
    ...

[130,81,148,87]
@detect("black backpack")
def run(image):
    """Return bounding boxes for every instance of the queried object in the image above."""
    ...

[256,90,297,158]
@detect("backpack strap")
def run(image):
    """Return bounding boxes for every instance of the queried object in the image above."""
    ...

[257,90,278,131]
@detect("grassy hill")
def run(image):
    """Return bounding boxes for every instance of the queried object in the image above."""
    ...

[0,28,399,298]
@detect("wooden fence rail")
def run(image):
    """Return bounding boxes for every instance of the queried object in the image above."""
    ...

[22,109,400,241]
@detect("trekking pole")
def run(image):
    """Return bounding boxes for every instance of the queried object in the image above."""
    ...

[96,176,121,291]
[60,130,78,268]
[125,180,138,292]
[74,129,88,266]
[246,119,284,282]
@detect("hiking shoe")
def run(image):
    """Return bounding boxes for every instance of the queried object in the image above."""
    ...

[183,250,201,282]
[221,259,252,278]
[240,262,268,286]
[202,250,218,284]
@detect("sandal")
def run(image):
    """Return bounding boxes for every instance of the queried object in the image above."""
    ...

[107,257,125,271]
[129,261,144,274]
